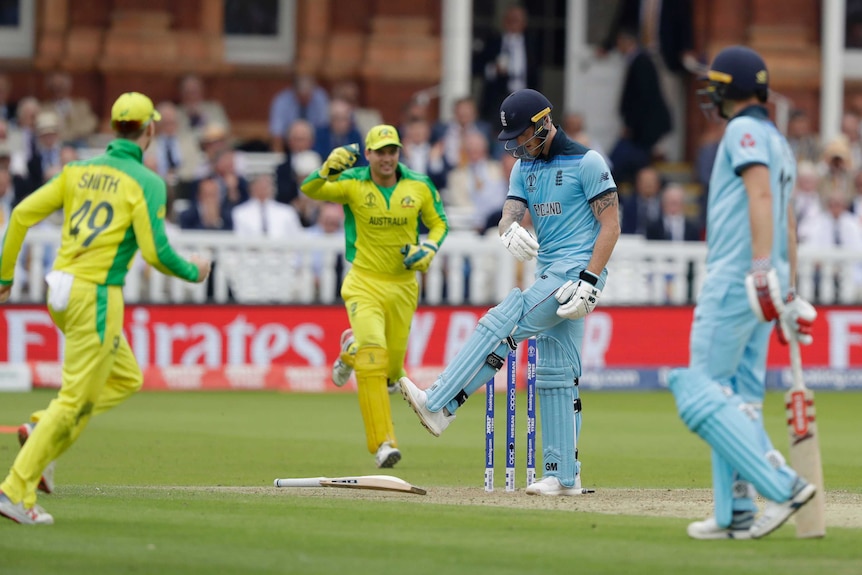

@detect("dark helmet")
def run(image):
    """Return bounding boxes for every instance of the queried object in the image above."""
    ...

[701,45,769,118]
[498,89,553,141]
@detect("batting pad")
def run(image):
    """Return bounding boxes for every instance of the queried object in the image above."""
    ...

[355,346,397,454]
[426,288,524,413]
[670,369,794,502]
[538,386,578,487]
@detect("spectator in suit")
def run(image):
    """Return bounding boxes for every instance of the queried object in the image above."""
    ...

[400,117,448,192]
[472,4,540,125]
[152,101,203,184]
[179,176,234,231]
[269,72,330,152]
[601,0,695,162]
[194,122,247,180]
[176,74,230,135]
[646,184,702,241]
[313,98,365,166]
[841,111,862,170]
[0,74,17,123]
[18,111,63,199]
[275,119,316,207]
[786,109,821,164]
[609,28,671,184]
[39,72,97,145]
[621,164,663,235]
[212,148,249,212]
[232,174,303,239]
[0,145,14,228]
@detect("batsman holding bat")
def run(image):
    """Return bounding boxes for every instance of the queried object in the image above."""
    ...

[668,46,818,540]
[0,92,211,525]
[301,125,448,469]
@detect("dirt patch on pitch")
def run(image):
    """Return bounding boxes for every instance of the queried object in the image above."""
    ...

[149,485,862,528]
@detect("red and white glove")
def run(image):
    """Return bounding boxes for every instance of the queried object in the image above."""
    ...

[500,222,539,262]
[745,258,784,322]
[777,291,817,346]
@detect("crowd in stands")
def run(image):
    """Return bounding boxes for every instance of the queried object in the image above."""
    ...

[1,3,861,303]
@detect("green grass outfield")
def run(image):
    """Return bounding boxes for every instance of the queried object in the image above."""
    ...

[0,389,860,575]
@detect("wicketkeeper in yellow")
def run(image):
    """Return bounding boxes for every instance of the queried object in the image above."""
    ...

[0,92,211,525]
[301,125,448,468]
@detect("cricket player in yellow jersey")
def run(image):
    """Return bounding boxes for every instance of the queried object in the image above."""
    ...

[0,92,211,525]
[301,125,448,468]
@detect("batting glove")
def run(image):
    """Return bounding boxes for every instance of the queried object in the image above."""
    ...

[320,143,360,181]
[500,222,539,262]
[555,270,602,320]
[777,291,817,346]
[745,257,784,322]
[401,240,439,272]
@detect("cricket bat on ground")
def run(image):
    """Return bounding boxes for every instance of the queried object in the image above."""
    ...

[273,474,426,495]
[785,336,826,538]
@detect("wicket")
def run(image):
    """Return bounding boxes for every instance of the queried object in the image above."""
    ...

[484,338,537,492]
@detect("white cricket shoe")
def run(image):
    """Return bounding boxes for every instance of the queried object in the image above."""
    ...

[750,478,817,539]
[331,329,356,387]
[374,441,401,468]
[525,476,589,496]
[0,492,54,525]
[687,511,754,540]
[398,377,454,437]
[18,423,55,494]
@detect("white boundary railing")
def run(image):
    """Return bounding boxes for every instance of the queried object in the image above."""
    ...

[5,229,862,306]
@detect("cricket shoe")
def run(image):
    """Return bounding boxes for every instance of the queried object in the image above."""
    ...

[398,377,454,437]
[374,441,401,468]
[749,477,817,539]
[0,491,54,525]
[331,329,356,387]
[525,476,592,496]
[687,510,755,540]
[18,423,55,494]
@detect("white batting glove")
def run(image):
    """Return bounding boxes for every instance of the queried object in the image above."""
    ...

[777,291,817,346]
[500,222,539,262]
[744,258,784,322]
[555,271,602,320]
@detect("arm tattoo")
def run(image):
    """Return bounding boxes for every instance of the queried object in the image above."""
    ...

[590,191,618,218]
[501,199,527,225]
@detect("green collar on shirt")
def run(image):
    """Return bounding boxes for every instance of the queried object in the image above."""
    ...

[105,139,145,163]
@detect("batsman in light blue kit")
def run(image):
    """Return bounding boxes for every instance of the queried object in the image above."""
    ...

[400,89,621,495]
[669,46,818,539]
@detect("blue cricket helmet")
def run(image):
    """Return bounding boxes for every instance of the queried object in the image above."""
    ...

[497,89,553,141]
[702,45,769,118]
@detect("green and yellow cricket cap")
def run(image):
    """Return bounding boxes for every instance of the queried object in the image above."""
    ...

[365,124,402,150]
[110,92,161,128]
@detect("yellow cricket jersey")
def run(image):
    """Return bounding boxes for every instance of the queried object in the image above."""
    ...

[0,139,198,286]
[301,164,449,277]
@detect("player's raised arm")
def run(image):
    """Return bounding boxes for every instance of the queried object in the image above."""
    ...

[300,143,359,202]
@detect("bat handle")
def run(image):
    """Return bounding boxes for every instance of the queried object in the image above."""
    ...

[787,330,804,389]
[274,477,325,488]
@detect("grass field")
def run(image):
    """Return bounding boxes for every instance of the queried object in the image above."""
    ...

[0,388,860,575]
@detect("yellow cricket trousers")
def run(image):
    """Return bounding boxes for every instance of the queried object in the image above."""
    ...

[1,278,142,508]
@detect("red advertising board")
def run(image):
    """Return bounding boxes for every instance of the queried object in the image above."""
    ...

[2,305,862,391]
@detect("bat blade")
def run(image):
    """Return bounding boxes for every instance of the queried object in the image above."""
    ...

[786,339,826,538]
[274,475,426,495]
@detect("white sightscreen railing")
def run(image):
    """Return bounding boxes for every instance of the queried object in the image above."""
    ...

[4,229,862,306]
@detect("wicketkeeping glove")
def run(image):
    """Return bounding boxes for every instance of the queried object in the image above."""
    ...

[401,240,439,272]
[745,257,784,322]
[500,222,539,261]
[777,291,817,345]
[319,143,360,181]
[555,270,602,320]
